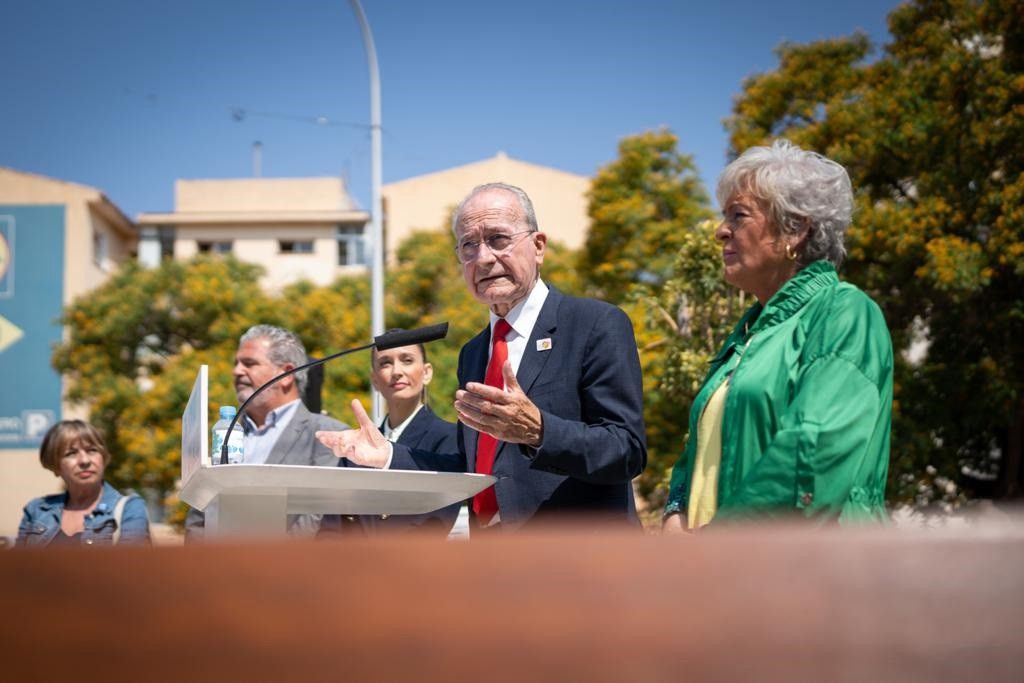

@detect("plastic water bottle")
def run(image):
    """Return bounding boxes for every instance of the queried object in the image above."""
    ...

[211,406,244,465]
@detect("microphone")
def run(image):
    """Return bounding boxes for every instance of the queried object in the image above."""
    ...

[374,322,448,351]
[219,322,449,464]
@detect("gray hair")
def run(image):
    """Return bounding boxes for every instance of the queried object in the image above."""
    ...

[717,139,852,268]
[451,182,539,237]
[239,324,309,395]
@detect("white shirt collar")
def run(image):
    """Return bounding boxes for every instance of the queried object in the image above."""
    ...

[242,398,301,434]
[490,278,549,340]
[381,403,424,443]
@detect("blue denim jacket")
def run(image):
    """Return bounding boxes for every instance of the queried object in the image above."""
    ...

[16,481,151,547]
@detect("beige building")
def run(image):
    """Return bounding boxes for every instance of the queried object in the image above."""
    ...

[0,168,137,294]
[0,168,137,541]
[137,156,589,287]
[382,152,591,259]
[138,177,370,290]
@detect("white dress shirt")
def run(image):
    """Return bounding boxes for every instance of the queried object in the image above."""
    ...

[488,278,550,379]
[380,403,424,442]
[241,398,300,464]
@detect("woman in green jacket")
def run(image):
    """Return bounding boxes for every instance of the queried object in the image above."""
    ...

[663,140,893,532]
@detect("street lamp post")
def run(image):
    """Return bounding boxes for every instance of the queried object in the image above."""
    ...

[349,0,385,422]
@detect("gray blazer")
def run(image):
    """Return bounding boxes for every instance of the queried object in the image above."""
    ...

[262,402,346,467]
[184,402,346,540]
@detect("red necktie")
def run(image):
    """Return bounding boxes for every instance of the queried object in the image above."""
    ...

[472,318,512,525]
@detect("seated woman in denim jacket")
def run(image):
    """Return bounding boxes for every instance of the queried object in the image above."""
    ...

[17,420,150,547]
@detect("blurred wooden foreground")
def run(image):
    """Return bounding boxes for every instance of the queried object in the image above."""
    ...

[2,522,1022,682]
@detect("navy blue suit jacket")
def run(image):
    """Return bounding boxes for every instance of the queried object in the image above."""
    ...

[391,404,458,456]
[392,287,647,531]
[374,405,460,536]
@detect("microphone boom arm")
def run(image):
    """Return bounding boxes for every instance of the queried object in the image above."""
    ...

[219,322,448,464]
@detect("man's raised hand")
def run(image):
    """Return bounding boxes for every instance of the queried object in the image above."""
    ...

[316,399,391,468]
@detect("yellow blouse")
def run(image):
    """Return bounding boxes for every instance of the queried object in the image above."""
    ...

[687,379,730,529]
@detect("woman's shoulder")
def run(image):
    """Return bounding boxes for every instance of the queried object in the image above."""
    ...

[99,482,146,511]
[418,406,457,434]
[825,282,889,338]
[101,483,151,527]
[22,491,64,513]
[119,493,151,523]
[804,279,893,379]
[100,480,129,503]
[412,406,458,451]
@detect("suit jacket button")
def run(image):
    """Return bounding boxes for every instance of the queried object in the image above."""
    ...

[800,492,813,506]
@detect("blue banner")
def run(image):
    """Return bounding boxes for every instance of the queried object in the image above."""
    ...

[0,205,64,449]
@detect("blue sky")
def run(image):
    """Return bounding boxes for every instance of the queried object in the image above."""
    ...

[1,0,899,219]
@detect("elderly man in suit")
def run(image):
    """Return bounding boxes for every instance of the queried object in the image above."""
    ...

[318,182,646,533]
[186,324,345,540]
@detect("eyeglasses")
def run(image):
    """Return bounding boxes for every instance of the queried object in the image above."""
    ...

[454,230,534,263]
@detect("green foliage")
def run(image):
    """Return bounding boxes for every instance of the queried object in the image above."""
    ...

[386,227,485,420]
[725,0,1024,502]
[727,33,872,154]
[629,220,747,516]
[53,256,272,499]
[580,129,714,303]
[579,130,722,522]
[282,276,373,421]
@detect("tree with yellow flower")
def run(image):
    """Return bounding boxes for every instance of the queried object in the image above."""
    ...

[726,0,1024,504]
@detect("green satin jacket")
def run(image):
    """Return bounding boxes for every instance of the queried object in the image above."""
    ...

[664,261,893,524]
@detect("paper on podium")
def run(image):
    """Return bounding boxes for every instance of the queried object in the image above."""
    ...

[180,364,209,486]
[179,464,495,516]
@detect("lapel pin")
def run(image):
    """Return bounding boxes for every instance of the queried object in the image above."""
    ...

[536,338,552,351]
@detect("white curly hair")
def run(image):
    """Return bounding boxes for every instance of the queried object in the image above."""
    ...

[717,139,853,267]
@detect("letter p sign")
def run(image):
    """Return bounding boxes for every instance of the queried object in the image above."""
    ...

[23,410,55,440]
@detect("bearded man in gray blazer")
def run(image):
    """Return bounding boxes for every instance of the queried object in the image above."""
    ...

[185,325,345,540]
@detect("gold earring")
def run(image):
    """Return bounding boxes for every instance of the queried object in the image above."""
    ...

[785,243,798,261]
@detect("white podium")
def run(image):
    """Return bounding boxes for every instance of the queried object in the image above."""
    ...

[180,365,494,537]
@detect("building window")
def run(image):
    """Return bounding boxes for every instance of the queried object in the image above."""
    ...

[158,226,176,261]
[279,240,314,254]
[197,241,232,254]
[337,225,366,266]
[93,227,109,269]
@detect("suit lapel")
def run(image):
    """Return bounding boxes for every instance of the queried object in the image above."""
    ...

[462,326,490,472]
[514,287,561,394]
[491,288,561,468]
[265,403,308,465]
[399,405,431,449]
